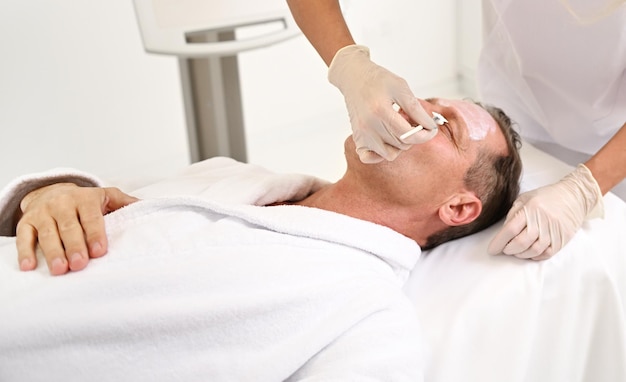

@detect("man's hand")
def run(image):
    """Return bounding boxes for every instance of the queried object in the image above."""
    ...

[488,164,604,260]
[328,45,439,163]
[16,183,139,275]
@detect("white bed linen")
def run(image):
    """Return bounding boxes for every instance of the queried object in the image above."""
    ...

[405,142,626,382]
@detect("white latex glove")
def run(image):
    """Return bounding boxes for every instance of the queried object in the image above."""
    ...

[488,164,604,260]
[328,45,438,163]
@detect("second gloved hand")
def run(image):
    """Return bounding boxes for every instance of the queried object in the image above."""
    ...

[488,164,604,260]
[328,45,438,163]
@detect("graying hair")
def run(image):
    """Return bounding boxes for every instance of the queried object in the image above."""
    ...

[422,103,522,250]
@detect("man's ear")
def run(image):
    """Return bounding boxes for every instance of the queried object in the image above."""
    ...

[438,192,482,226]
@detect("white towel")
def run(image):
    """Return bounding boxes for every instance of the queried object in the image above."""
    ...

[130,156,331,206]
[0,157,328,236]
[0,158,425,381]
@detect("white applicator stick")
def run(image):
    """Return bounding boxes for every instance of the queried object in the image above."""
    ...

[400,112,448,141]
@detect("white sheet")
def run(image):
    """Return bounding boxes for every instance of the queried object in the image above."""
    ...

[405,142,626,382]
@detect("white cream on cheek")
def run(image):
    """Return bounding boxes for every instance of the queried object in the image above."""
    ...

[438,100,495,141]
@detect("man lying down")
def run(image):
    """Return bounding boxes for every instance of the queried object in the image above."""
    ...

[0,98,522,381]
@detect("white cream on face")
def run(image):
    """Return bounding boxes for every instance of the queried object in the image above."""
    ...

[438,100,496,141]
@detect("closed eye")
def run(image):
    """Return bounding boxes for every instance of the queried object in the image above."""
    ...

[424,98,463,150]
[440,121,457,147]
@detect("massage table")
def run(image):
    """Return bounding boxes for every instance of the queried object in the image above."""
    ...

[0,141,624,381]
[406,142,626,381]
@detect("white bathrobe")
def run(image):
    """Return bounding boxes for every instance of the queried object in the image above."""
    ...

[0,157,425,382]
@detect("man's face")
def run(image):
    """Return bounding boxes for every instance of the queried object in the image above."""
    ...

[345,98,508,208]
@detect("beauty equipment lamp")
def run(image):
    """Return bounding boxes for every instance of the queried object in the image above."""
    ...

[132,0,301,162]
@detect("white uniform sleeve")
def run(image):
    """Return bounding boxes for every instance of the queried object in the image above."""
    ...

[0,168,103,236]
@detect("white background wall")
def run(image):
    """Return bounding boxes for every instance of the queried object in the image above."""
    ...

[0,0,482,189]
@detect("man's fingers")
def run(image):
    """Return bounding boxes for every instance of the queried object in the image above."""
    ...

[14,185,139,275]
[36,221,70,276]
[15,223,38,271]
[103,187,139,211]
[56,208,90,271]
[75,187,138,260]
[16,218,72,275]
[78,200,108,259]
[82,187,139,257]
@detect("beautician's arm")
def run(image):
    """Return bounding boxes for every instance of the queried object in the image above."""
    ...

[286,0,438,163]
[16,183,138,275]
[585,122,626,194]
[286,0,355,65]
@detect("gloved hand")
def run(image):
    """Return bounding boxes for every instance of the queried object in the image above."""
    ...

[488,164,604,260]
[328,45,438,163]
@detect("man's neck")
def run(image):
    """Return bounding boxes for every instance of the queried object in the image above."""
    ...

[293,178,438,246]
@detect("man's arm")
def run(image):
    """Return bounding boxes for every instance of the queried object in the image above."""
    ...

[16,183,138,275]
